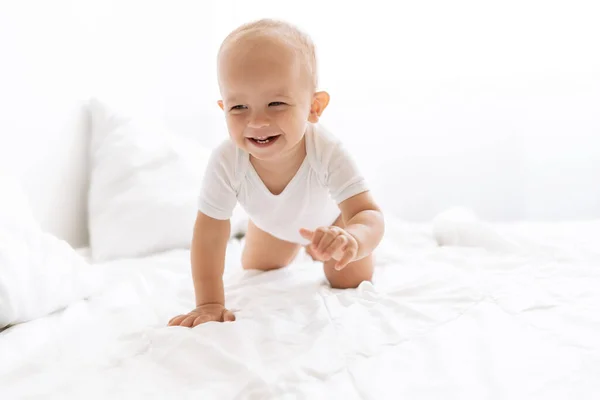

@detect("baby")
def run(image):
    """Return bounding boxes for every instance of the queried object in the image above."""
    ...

[168,19,384,327]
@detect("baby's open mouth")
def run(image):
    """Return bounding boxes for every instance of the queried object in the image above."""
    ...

[250,135,279,144]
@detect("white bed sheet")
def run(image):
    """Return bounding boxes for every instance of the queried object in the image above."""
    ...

[1,219,600,399]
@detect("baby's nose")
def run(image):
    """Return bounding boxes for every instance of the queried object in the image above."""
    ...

[247,111,270,128]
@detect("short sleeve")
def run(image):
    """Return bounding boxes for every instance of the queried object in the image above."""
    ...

[326,142,369,204]
[197,141,238,220]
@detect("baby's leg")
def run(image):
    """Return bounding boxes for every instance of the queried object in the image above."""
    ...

[242,220,302,271]
[307,215,374,289]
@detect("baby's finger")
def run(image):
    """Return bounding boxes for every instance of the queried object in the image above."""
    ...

[299,228,314,240]
[323,235,347,259]
[180,315,196,328]
[192,315,212,327]
[222,309,236,322]
[335,249,355,271]
[311,227,326,249]
[168,315,187,326]
[317,229,338,254]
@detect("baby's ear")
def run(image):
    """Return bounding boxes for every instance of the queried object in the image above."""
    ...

[308,91,330,123]
[217,100,224,110]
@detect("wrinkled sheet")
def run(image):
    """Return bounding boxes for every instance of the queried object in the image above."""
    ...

[1,217,600,399]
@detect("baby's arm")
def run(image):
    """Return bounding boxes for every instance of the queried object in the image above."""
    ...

[300,136,384,269]
[338,191,384,260]
[168,211,234,327]
[300,191,384,269]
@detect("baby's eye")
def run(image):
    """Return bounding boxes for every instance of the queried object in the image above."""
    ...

[268,101,287,107]
[230,105,247,111]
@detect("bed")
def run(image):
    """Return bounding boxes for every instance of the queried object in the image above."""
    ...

[2,214,599,399]
[1,6,599,398]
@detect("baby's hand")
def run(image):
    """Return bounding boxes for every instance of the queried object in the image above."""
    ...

[299,226,358,270]
[168,303,235,327]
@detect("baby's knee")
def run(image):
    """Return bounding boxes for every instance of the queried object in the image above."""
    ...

[241,249,297,271]
[327,274,372,289]
[325,262,373,289]
[241,261,287,271]
[241,255,289,271]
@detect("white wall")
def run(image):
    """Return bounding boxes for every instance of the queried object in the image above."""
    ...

[228,0,600,221]
[1,0,599,246]
[0,0,224,245]
[0,1,91,245]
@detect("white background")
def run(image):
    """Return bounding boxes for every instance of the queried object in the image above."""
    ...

[1,0,599,243]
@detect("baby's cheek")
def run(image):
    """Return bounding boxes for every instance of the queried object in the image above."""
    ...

[287,112,308,131]
[226,117,245,134]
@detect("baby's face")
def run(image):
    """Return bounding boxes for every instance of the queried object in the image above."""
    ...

[218,37,315,161]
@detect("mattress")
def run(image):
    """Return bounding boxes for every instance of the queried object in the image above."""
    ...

[1,217,599,399]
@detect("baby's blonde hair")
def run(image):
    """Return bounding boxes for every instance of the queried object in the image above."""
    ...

[218,19,318,90]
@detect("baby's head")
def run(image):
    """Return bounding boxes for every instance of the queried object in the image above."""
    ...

[217,19,329,161]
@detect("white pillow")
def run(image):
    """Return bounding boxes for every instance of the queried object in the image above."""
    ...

[0,172,102,328]
[432,207,521,252]
[87,99,247,262]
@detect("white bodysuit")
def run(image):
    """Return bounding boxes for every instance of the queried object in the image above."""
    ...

[197,123,368,245]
